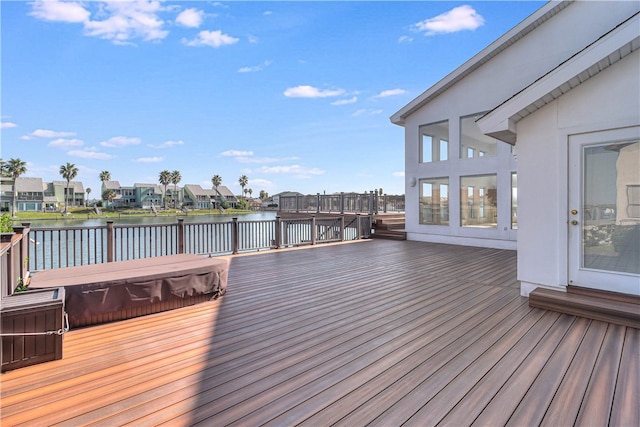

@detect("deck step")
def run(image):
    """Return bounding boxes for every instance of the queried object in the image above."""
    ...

[372,229,407,240]
[529,286,640,328]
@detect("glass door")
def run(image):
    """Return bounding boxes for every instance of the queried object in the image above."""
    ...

[568,127,640,295]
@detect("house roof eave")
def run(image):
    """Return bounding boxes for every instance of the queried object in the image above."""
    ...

[477,12,640,144]
[390,0,571,125]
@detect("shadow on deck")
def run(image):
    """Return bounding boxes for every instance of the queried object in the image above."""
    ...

[1,240,637,426]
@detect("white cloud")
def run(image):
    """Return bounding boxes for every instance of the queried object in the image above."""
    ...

[1,122,18,129]
[49,138,84,148]
[353,109,383,117]
[238,60,272,73]
[147,140,184,149]
[392,171,405,177]
[30,0,90,23]
[283,85,346,99]
[331,96,358,106]
[412,5,485,36]
[257,165,325,179]
[263,11,273,16]
[182,30,239,48]
[398,35,413,43]
[21,129,76,140]
[176,8,203,28]
[68,148,114,159]
[221,150,254,157]
[373,89,407,98]
[83,1,169,44]
[100,136,141,147]
[136,156,163,163]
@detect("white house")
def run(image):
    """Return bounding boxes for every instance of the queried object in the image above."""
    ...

[392,0,639,297]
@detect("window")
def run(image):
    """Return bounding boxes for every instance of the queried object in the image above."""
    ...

[460,174,497,227]
[419,178,449,225]
[420,120,449,163]
[460,114,497,158]
[511,173,518,229]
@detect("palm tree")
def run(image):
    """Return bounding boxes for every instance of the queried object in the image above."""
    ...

[211,174,222,208]
[159,170,171,209]
[238,175,248,199]
[170,170,181,208]
[99,170,111,182]
[6,158,27,216]
[102,189,116,208]
[86,188,91,206]
[248,188,253,198]
[60,162,79,214]
[259,190,267,200]
[211,174,222,193]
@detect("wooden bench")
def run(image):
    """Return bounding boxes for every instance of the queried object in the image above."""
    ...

[29,254,229,328]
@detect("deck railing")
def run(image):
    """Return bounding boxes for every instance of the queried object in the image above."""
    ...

[25,215,372,271]
[278,192,404,214]
[1,224,30,297]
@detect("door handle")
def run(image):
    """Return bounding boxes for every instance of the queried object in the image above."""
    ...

[571,209,578,215]
[571,220,579,225]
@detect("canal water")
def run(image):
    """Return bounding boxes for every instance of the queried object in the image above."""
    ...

[20,211,277,228]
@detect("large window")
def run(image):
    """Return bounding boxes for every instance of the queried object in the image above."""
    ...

[460,114,497,158]
[420,120,449,163]
[460,174,497,227]
[419,178,449,225]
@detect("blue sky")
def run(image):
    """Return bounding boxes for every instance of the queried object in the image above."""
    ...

[1,0,542,198]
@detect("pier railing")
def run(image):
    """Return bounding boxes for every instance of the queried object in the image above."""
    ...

[25,215,373,271]
[278,192,404,214]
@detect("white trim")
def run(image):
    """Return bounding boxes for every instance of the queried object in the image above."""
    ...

[478,13,640,143]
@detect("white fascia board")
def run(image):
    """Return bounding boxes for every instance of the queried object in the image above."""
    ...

[478,13,640,143]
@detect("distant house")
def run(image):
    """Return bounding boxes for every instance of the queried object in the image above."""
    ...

[392,1,639,296]
[15,177,46,212]
[52,180,84,209]
[268,191,303,208]
[134,183,163,209]
[101,180,124,208]
[183,184,238,210]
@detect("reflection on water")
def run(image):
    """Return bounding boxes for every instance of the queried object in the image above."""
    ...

[20,211,277,228]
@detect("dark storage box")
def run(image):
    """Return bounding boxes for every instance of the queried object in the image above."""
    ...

[1,287,66,372]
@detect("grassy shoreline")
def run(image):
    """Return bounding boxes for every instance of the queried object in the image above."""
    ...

[10,207,258,223]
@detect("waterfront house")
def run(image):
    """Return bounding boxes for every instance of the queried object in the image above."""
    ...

[134,183,163,209]
[15,177,46,212]
[183,184,238,210]
[51,180,85,209]
[392,0,639,296]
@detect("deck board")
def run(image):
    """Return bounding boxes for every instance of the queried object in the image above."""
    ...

[1,239,637,426]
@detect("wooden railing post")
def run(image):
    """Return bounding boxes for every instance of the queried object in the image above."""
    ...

[356,214,362,240]
[369,191,375,214]
[340,214,345,241]
[232,217,239,254]
[316,193,320,214]
[106,221,114,263]
[177,219,185,254]
[310,216,317,245]
[13,223,30,280]
[274,216,281,249]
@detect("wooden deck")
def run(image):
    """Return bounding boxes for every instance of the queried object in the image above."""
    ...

[1,240,638,426]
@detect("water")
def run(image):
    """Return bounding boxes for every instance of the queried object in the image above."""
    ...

[20,211,277,228]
